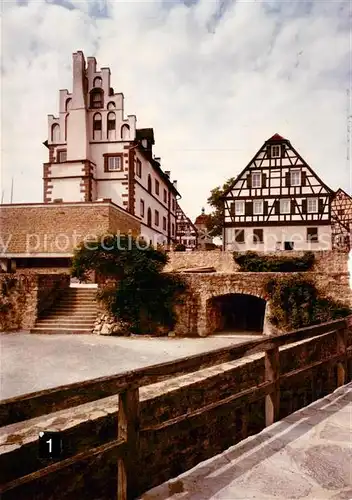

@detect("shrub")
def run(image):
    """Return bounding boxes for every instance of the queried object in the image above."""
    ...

[174,243,186,252]
[234,251,315,272]
[265,275,351,331]
[72,234,187,334]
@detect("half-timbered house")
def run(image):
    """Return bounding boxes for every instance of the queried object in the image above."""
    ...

[222,134,334,251]
[175,203,198,250]
[331,189,352,252]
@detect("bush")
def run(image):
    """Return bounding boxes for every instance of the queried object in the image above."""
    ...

[234,251,315,272]
[72,234,187,334]
[265,275,351,331]
[174,243,186,252]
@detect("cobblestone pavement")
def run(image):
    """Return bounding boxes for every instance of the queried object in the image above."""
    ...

[0,332,261,399]
[143,384,352,500]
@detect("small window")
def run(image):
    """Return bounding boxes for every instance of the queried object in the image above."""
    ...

[105,155,122,172]
[252,172,261,188]
[307,227,318,242]
[235,201,245,215]
[93,113,102,140]
[51,123,60,143]
[107,101,116,110]
[284,241,294,251]
[90,89,103,109]
[280,199,290,214]
[136,159,142,178]
[65,98,72,112]
[147,175,152,193]
[172,199,175,212]
[172,223,175,236]
[155,210,159,226]
[253,200,263,215]
[271,145,281,158]
[57,150,67,163]
[163,217,167,231]
[291,170,301,186]
[163,189,167,203]
[93,77,102,88]
[140,199,145,217]
[235,229,245,243]
[253,229,263,243]
[155,179,160,195]
[142,139,148,148]
[107,112,116,131]
[121,124,130,140]
[337,209,344,217]
[307,198,318,213]
[147,208,152,227]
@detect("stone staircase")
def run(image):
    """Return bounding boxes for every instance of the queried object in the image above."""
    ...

[30,285,98,334]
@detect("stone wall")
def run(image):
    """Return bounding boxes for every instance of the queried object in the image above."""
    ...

[2,328,351,499]
[0,201,140,256]
[165,250,350,275]
[0,273,70,331]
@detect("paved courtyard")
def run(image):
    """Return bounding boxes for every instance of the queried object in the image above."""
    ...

[143,383,352,500]
[0,332,260,399]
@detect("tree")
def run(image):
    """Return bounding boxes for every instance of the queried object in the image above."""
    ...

[206,177,235,238]
[71,234,187,334]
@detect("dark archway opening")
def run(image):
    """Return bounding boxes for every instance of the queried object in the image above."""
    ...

[208,293,266,334]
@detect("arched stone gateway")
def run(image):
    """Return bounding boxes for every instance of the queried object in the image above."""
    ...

[206,293,266,335]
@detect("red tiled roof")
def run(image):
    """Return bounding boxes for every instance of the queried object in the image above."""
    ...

[268,133,286,141]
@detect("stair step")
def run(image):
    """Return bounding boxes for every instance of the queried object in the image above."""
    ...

[35,323,95,329]
[36,320,95,326]
[30,328,94,334]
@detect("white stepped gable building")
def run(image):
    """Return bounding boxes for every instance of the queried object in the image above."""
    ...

[43,51,180,246]
[222,134,334,251]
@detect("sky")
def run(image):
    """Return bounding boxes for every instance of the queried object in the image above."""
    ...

[1,0,351,221]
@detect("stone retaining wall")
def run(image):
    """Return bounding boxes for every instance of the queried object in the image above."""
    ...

[0,273,70,331]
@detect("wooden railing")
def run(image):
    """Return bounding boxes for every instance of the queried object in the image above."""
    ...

[1,315,351,500]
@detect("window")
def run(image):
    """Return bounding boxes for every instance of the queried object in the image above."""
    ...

[93,113,102,140]
[280,199,290,214]
[155,179,160,195]
[154,210,159,226]
[136,159,142,178]
[107,101,116,110]
[107,112,116,131]
[147,175,152,193]
[163,217,167,231]
[51,123,60,143]
[121,124,130,140]
[235,201,245,215]
[140,199,145,217]
[104,153,123,172]
[57,150,67,163]
[307,227,318,242]
[253,200,263,215]
[172,199,175,212]
[284,241,294,250]
[90,89,103,109]
[147,208,152,227]
[307,198,318,213]
[163,189,167,203]
[93,77,102,87]
[172,223,175,236]
[235,229,245,243]
[252,172,261,188]
[271,145,281,158]
[290,170,301,186]
[253,229,263,243]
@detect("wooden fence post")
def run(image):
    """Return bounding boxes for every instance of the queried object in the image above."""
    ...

[265,347,280,427]
[117,387,140,500]
[336,326,347,387]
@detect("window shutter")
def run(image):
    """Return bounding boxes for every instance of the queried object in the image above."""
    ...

[274,200,280,214]
[266,145,271,159]
[318,198,324,214]
[245,201,253,216]
[230,203,236,216]
[285,172,291,187]
[302,199,307,214]
[264,201,268,215]
[301,171,307,186]
[262,173,267,188]
[247,174,252,188]
[291,199,295,214]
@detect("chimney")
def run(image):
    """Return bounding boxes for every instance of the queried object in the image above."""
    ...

[165,171,170,178]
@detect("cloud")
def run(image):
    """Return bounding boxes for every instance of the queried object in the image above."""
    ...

[1,0,351,221]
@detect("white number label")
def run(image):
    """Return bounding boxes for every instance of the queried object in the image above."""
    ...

[46,438,52,454]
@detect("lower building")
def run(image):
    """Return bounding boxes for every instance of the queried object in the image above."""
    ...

[175,203,198,250]
[331,189,352,252]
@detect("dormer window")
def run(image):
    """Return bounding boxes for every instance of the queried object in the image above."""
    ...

[142,139,148,148]
[291,170,301,186]
[271,145,281,158]
[252,172,261,188]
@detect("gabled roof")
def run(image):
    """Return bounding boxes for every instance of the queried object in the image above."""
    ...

[334,188,352,200]
[135,128,155,144]
[266,133,288,143]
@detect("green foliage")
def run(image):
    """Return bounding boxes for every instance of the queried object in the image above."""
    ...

[206,177,235,238]
[72,234,187,334]
[174,243,186,252]
[265,275,351,331]
[233,251,315,272]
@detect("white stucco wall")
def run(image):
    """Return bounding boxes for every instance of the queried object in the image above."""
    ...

[50,178,83,202]
[224,225,332,252]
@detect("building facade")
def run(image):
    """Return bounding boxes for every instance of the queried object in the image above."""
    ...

[175,203,198,250]
[194,208,214,249]
[222,134,334,252]
[44,51,180,246]
[331,189,352,252]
